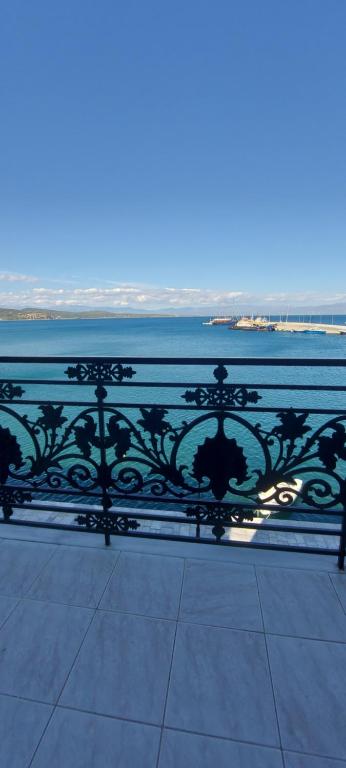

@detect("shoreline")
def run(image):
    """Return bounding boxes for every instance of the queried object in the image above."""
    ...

[0,313,177,322]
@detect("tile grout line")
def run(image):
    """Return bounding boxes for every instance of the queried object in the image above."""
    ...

[11,594,177,621]
[94,549,122,610]
[1,527,340,571]
[254,564,284,760]
[155,557,187,768]
[283,746,346,764]
[27,702,56,768]
[1,546,120,612]
[55,606,98,707]
[20,543,59,597]
[2,592,346,644]
[26,606,97,768]
[0,597,20,632]
[328,571,346,617]
[0,689,281,747]
[0,543,58,633]
[1,689,342,761]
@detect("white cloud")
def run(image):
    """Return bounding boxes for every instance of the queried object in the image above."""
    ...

[0,272,38,283]
[0,283,345,311]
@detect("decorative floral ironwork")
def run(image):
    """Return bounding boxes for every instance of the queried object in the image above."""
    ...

[0,357,345,561]
[75,510,139,535]
[65,362,136,383]
[184,502,254,540]
[0,382,24,400]
[37,405,67,431]
[192,419,248,499]
[0,486,32,520]
[1,403,346,512]
[182,363,261,407]
[74,414,131,460]
[137,408,171,438]
[272,410,311,443]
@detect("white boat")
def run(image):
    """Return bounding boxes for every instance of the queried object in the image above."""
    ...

[257,478,303,517]
[202,316,236,326]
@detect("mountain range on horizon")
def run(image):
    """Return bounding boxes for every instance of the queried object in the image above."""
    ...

[1,301,346,320]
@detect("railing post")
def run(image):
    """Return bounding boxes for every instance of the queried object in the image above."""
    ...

[338,507,346,570]
[95,379,112,546]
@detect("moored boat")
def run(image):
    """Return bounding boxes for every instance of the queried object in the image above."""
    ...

[203,316,237,326]
[301,330,326,335]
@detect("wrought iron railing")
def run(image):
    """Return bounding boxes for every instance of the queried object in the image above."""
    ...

[0,355,345,568]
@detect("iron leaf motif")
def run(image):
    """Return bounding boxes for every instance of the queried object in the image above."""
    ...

[193,419,248,500]
[74,415,131,460]
[318,424,346,470]
[0,425,23,483]
[74,416,98,458]
[137,407,171,437]
[107,416,131,459]
[272,410,311,442]
[37,405,67,431]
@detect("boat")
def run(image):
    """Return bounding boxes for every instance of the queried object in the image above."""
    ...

[257,478,303,518]
[203,316,237,326]
[228,316,277,332]
[301,330,326,335]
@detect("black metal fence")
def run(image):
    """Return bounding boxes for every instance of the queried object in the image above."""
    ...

[0,355,345,568]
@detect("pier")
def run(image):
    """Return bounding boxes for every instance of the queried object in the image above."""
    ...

[229,317,346,335]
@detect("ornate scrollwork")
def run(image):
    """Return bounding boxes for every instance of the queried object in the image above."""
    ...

[75,510,139,535]
[182,363,261,407]
[0,382,24,401]
[1,359,346,549]
[3,401,345,513]
[65,362,136,383]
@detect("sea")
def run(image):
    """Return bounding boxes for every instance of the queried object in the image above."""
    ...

[1,314,346,359]
[0,315,346,522]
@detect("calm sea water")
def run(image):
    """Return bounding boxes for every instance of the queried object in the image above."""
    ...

[1,314,346,359]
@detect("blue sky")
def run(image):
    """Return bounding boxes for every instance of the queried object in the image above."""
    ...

[1,0,345,309]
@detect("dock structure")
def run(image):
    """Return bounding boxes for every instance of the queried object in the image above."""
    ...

[229,316,346,335]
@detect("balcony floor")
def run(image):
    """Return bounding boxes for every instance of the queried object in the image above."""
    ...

[0,524,346,767]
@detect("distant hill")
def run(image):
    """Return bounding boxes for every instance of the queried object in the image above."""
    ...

[1,303,346,321]
[0,307,175,321]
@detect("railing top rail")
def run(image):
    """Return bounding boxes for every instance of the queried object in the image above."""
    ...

[1,355,346,366]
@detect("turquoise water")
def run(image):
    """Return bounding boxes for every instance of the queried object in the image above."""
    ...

[1,315,346,402]
[1,315,346,359]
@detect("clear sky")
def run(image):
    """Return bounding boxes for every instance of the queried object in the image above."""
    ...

[1,0,346,310]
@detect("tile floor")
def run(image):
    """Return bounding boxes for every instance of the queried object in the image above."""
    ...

[0,529,345,767]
